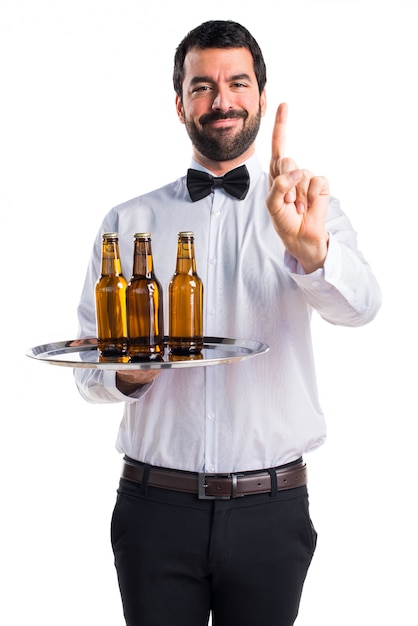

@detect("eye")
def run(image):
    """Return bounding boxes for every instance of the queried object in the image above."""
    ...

[192,84,212,93]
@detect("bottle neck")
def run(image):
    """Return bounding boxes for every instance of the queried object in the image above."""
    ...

[132,239,154,278]
[101,241,123,276]
[175,239,196,274]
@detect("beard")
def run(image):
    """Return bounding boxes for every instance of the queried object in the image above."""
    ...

[183,106,262,162]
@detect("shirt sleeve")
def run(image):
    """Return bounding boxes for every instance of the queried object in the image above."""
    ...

[284,196,382,326]
[73,367,154,404]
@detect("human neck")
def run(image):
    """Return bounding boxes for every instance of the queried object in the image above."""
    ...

[192,145,255,176]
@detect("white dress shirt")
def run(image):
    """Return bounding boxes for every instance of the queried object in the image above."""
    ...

[74,154,381,473]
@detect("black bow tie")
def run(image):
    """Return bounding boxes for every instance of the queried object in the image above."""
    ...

[187,165,250,202]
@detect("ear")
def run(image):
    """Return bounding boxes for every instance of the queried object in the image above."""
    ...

[260,88,267,117]
[175,95,185,124]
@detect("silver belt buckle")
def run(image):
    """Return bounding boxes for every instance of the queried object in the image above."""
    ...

[198,472,244,499]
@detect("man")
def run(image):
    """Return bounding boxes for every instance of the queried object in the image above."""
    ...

[75,20,381,626]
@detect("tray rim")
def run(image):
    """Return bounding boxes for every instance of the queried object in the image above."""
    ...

[26,336,269,370]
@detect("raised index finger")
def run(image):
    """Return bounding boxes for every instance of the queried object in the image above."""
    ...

[271,102,288,161]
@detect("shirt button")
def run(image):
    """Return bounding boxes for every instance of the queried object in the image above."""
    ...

[311,280,321,288]
[209,307,216,315]
[210,257,217,265]
[213,209,221,216]
[208,411,215,420]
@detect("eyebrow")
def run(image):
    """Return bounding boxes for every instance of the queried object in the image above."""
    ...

[189,73,253,85]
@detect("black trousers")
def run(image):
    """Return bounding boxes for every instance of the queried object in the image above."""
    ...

[111,475,317,626]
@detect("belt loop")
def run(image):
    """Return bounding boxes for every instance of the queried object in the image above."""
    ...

[140,464,151,494]
[268,468,278,497]
[231,473,238,498]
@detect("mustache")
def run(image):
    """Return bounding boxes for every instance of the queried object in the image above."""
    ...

[199,110,248,125]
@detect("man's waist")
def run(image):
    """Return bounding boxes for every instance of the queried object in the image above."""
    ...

[121,457,307,500]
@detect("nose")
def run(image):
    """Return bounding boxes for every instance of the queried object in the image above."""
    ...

[211,86,232,112]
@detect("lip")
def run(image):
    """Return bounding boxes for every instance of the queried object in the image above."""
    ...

[206,118,240,129]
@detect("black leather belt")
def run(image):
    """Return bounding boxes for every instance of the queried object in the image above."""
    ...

[121,459,307,499]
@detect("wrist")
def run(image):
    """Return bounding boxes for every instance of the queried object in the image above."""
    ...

[289,233,329,274]
[116,369,160,395]
[116,372,143,396]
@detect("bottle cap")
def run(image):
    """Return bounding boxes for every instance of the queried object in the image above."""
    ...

[133,233,151,238]
[178,231,194,237]
[102,232,118,239]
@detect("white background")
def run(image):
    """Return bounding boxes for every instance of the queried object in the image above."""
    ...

[1,0,417,624]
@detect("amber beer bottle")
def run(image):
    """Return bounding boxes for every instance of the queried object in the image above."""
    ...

[168,231,203,355]
[95,233,128,358]
[126,233,164,359]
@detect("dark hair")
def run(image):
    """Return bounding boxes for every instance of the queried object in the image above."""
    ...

[173,20,267,100]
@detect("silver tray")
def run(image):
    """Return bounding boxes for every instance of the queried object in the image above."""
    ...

[26,337,269,370]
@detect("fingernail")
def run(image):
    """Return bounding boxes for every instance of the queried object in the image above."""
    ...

[285,190,296,203]
[296,202,305,214]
